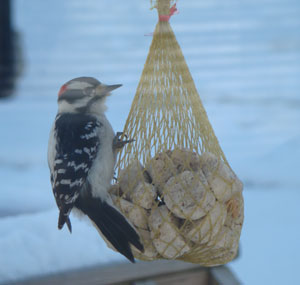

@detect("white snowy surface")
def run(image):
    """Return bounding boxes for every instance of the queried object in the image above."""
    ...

[229,188,300,285]
[0,0,299,284]
[0,189,299,284]
[0,210,124,283]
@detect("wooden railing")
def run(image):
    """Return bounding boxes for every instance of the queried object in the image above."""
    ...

[10,260,240,285]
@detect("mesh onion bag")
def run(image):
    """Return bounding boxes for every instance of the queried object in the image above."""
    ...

[110,0,244,266]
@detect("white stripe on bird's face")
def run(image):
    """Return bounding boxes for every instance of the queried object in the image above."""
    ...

[67,80,93,90]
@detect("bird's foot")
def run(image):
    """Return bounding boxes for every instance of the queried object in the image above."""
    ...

[113,132,134,150]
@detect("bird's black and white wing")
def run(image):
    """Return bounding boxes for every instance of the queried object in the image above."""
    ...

[48,113,101,232]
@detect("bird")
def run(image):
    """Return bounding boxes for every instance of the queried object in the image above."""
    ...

[47,76,144,262]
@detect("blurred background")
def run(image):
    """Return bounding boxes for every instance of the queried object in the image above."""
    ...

[0,0,299,284]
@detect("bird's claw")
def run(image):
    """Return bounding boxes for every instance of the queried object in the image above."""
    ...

[115,132,128,140]
[113,132,135,150]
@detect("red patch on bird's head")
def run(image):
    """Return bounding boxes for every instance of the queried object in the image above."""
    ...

[58,84,67,97]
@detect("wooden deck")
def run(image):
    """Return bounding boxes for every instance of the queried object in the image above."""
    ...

[10,260,240,285]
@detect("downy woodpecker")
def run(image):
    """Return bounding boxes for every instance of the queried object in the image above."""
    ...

[48,77,143,262]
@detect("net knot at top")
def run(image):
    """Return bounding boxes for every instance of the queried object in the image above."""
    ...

[159,3,178,22]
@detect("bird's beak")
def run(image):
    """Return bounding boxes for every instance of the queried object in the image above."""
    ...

[105,84,122,92]
[96,84,122,97]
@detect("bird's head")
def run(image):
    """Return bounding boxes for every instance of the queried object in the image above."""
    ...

[57,77,122,115]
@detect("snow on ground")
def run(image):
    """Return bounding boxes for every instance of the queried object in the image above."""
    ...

[0,186,299,284]
[229,188,300,285]
[0,0,299,284]
[0,210,125,283]
[0,188,299,284]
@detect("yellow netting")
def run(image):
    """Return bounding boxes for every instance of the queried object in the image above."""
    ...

[109,0,244,266]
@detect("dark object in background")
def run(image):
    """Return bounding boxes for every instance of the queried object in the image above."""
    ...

[0,0,22,98]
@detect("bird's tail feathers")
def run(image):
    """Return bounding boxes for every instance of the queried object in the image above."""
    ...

[58,210,72,233]
[76,196,144,262]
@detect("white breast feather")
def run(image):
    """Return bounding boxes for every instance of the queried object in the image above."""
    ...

[47,123,56,175]
[88,114,115,200]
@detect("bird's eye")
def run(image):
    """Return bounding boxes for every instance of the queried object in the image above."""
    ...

[58,84,67,97]
[84,87,94,96]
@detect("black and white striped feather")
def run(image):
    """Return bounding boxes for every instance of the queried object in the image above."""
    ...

[51,113,101,232]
